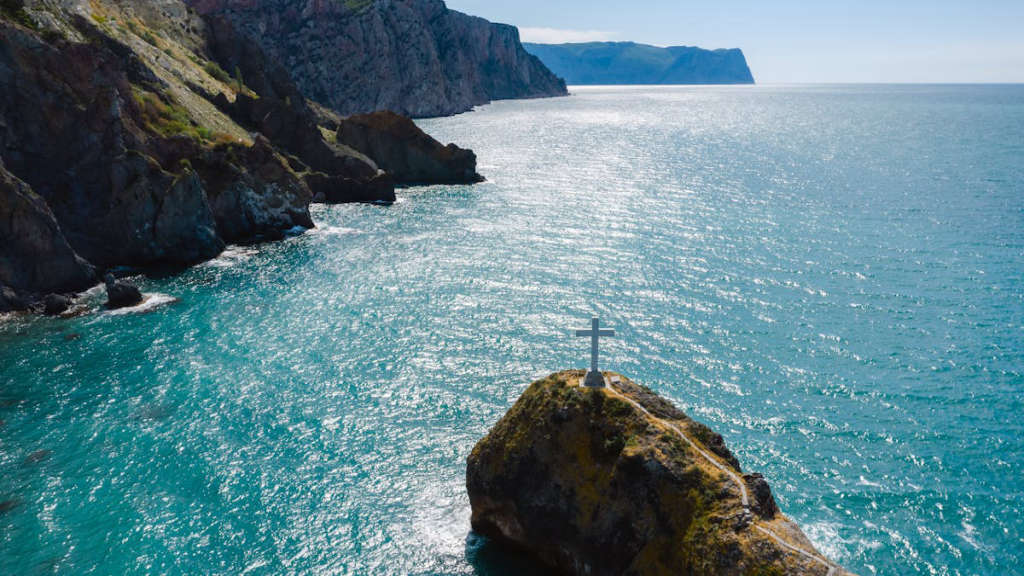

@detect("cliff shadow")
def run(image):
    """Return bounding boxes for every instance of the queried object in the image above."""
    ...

[463,531,557,576]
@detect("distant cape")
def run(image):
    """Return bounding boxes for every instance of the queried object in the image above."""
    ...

[523,41,755,85]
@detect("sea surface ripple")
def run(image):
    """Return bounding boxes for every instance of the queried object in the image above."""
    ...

[2,85,1023,575]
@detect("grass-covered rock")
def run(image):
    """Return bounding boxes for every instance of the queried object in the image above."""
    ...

[467,371,850,576]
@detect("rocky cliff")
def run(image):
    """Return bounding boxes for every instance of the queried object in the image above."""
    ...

[0,160,96,312]
[337,111,483,184]
[524,42,755,85]
[186,0,569,117]
[0,0,489,312]
[467,371,849,576]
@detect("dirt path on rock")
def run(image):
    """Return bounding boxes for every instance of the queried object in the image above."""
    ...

[589,376,840,576]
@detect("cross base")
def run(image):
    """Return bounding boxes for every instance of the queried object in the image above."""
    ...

[583,370,607,388]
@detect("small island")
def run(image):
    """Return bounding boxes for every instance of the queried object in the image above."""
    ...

[467,371,849,575]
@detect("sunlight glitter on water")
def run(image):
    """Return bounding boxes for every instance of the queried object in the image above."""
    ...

[2,85,1023,575]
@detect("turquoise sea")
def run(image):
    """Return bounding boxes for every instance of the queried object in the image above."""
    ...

[2,85,1023,575]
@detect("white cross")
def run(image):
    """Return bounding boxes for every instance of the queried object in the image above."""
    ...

[575,316,615,387]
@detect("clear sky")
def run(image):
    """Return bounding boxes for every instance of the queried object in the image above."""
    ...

[445,0,1024,83]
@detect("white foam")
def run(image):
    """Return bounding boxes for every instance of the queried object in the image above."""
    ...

[958,520,988,551]
[409,483,470,556]
[202,246,259,268]
[106,293,178,315]
[309,225,361,237]
[803,521,858,561]
[857,475,884,488]
[82,283,106,296]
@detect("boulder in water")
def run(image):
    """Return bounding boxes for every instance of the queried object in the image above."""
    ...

[466,371,850,576]
[40,294,72,316]
[104,274,143,309]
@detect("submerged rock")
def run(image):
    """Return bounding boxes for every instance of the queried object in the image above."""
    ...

[23,449,52,465]
[104,274,143,309]
[337,111,484,185]
[0,499,20,514]
[467,371,850,576]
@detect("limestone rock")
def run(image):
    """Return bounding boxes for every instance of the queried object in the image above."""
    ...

[1,0,520,317]
[187,0,568,118]
[203,135,315,240]
[337,111,484,185]
[304,171,396,205]
[467,371,851,576]
[0,284,24,312]
[203,15,396,203]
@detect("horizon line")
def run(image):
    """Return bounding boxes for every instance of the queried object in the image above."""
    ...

[564,82,1024,87]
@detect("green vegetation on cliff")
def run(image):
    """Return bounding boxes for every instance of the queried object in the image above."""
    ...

[1,0,35,29]
[1,0,492,312]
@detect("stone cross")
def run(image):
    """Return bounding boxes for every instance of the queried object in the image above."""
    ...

[575,316,614,387]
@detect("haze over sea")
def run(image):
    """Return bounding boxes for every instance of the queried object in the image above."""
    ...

[2,85,1023,575]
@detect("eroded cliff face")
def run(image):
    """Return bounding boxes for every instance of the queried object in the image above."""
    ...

[0,160,96,312]
[0,4,328,273]
[467,371,851,576]
[1,0,504,312]
[337,111,483,184]
[0,15,224,268]
[186,0,568,117]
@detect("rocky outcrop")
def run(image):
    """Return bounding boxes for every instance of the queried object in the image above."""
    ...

[200,136,315,241]
[211,90,396,204]
[0,17,224,268]
[0,160,96,312]
[524,42,755,85]
[303,170,395,204]
[467,371,849,576]
[155,135,315,242]
[186,0,568,117]
[2,0,499,314]
[337,111,483,184]
[103,273,143,309]
[202,14,396,203]
[0,3,338,279]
